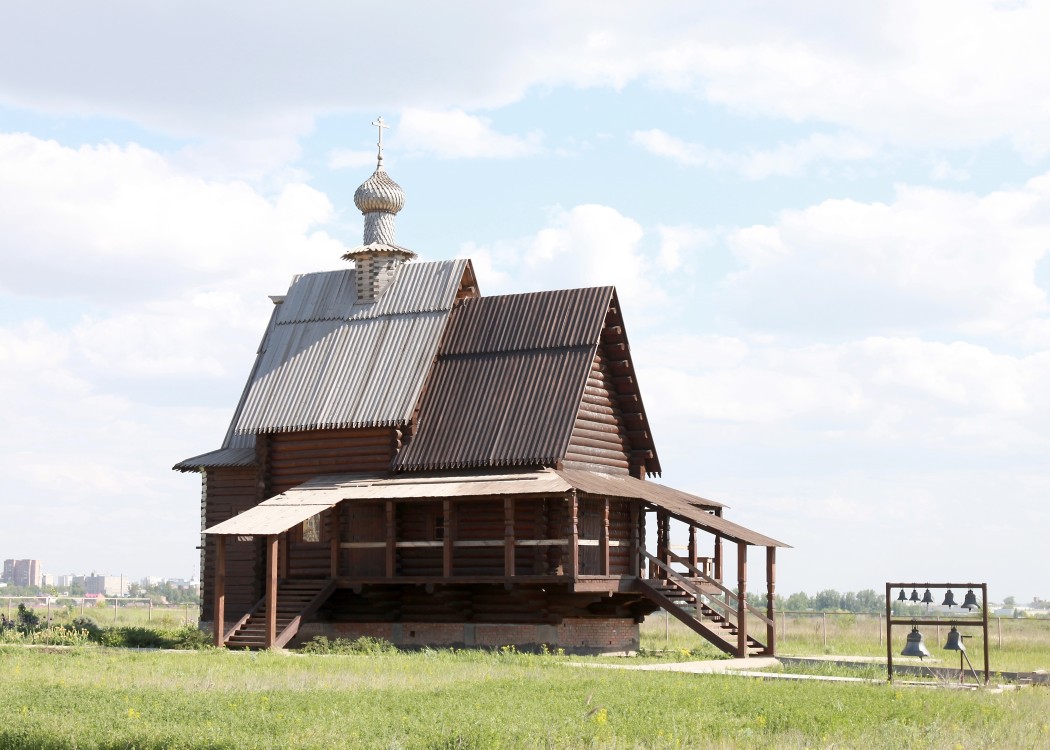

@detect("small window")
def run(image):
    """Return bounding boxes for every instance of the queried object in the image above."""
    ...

[434,514,445,541]
[301,514,322,543]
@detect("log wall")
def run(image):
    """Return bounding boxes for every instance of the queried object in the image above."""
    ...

[199,467,260,622]
[564,347,631,475]
[267,427,398,495]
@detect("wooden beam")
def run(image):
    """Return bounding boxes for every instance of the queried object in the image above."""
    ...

[714,534,723,582]
[330,505,340,578]
[385,501,395,579]
[266,535,278,649]
[213,535,225,647]
[504,498,515,577]
[688,525,697,573]
[601,497,610,576]
[568,491,578,578]
[628,500,640,577]
[279,531,289,580]
[737,543,748,658]
[442,500,453,577]
[766,546,776,656]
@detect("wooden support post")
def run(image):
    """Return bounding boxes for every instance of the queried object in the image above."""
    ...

[385,501,396,578]
[601,497,610,576]
[329,505,340,578]
[628,500,640,577]
[655,511,666,579]
[713,534,723,582]
[443,500,453,577]
[638,507,647,577]
[279,531,289,580]
[266,535,278,649]
[213,535,226,647]
[765,546,776,655]
[737,542,748,658]
[504,498,515,577]
[885,582,893,682]
[688,526,697,573]
[568,491,579,578]
[982,583,990,684]
[659,510,667,575]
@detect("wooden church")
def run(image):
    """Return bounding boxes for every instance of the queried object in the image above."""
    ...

[175,127,788,655]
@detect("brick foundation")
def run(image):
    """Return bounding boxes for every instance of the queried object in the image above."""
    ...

[295,618,638,654]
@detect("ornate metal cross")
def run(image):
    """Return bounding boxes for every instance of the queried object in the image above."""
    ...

[373,116,389,164]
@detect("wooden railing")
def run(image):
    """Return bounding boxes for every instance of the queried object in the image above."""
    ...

[643,551,772,628]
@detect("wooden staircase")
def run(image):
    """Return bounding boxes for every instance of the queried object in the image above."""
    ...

[224,578,335,650]
[636,553,770,658]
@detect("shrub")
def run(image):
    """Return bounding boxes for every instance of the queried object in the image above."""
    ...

[71,616,101,640]
[300,635,398,655]
[167,625,212,650]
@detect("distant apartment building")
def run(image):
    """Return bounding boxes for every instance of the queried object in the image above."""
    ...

[2,559,42,587]
[40,573,73,588]
[84,574,128,597]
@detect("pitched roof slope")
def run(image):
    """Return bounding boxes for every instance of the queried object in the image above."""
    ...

[174,259,472,470]
[234,259,470,434]
[394,286,613,472]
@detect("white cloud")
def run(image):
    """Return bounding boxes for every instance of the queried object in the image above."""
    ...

[398,109,541,159]
[0,132,345,306]
[633,129,878,178]
[466,204,667,314]
[723,176,1050,339]
[4,2,1050,159]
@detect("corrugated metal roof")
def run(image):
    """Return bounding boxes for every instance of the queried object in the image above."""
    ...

[233,259,468,434]
[172,446,256,473]
[395,288,613,472]
[203,468,787,546]
[440,287,613,355]
[395,348,595,470]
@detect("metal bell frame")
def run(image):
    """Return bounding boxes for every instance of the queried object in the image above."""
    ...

[884,582,989,685]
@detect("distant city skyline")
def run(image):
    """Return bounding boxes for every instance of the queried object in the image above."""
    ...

[2,3,1048,600]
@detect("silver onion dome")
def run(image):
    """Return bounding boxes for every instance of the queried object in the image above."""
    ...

[353,167,405,215]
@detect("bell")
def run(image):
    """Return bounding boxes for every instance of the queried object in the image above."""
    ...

[943,626,965,652]
[901,627,931,659]
[921,589,934,605]
[962,589,980,610]
[942,590,957,607]
[909,589,920,602]
[897,589,907,601]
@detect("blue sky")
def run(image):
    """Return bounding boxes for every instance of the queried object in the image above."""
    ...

[1,2,1048,601]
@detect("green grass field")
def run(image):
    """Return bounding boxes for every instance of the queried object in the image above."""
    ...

[3,646,1050,750]
[640,612,1050,673]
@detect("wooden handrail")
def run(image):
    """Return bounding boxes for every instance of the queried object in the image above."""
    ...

[642,552,734,625]
[646,551,773,628]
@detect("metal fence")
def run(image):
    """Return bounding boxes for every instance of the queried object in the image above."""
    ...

[777,610,1050,650]
[1,596,200,626]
